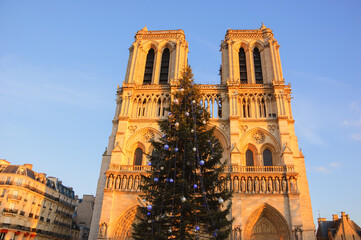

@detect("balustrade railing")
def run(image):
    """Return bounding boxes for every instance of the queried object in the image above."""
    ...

[2,208,18,214]
[108,165,294,173]
[105,165,298,194]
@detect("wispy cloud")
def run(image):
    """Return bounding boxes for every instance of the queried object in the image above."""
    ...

[312,166,330,174]
[312,162,341,174]
[351,133,361,141]
[341,119,361,127]
[351,102,361,111]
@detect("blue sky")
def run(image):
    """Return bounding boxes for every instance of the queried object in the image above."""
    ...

[1,0,360,226]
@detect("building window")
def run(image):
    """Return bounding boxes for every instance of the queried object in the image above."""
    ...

[263,149,273,166]
[133,148,143,166]
[246,149,254,166]
[159,48,170,84]
[239,47,247,83]
[253,48,263,84]
[143,49,155,85]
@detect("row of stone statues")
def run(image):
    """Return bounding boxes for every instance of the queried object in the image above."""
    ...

[105,174,298,194]
[106,174,142,191]
[230,176,298,194]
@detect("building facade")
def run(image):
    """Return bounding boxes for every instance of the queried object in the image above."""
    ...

[89,25,316,240]
[0,160,78,240]
[316,212,361,240]
[75,195,95,240]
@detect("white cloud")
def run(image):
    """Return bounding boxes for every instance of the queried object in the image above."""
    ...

[312,166,330,174]
[329,162,340,168]
[351,133,361,141]
[341,119,361,127]
[351,102,361,111]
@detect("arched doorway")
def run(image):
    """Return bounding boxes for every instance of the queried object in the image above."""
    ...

[244,204,291,240]
[112,206,137,240]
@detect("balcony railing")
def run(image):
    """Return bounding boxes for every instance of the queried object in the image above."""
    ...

[0,181,76,209]
[230,165,295,173]
[109,165,150,172]
[7,194,22,201]
[3,208,18,215]
[108,165,295,173]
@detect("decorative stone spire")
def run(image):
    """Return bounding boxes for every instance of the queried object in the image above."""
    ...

[142,25,148,31]
[261,22,267,30]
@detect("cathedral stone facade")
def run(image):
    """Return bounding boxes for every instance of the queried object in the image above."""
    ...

[89,25,316,240]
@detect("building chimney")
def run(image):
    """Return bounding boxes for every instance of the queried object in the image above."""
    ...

[332,214,338,221]
[341,212,346,219]
[346,214,350,221]
[318,218,327,223]
[23,163,33,170]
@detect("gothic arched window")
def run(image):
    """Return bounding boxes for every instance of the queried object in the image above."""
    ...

[143,49,155,85]
[263,149,273,166]
[133,148,143,166]
[159,48,170,85]
[253,48,263,84]
[246,149,254,166]
[239,47,247,83]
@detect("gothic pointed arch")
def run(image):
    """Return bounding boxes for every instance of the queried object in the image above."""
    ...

[112,205,138,240]
[133,148,143,166]
[253,47,263,84]
[244,203,291,240]
[159,48,170,84]
[143,48,155,85]
[239,47,247,83]
[206,124,231,151]
[126,127,162,155]
[240,127,281,153]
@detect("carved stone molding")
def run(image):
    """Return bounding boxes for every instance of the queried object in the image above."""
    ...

[267,125,277,133]
[142,130,154,142]
[252,131,265,144]
[128,125,137,133]
[240,125,248,133]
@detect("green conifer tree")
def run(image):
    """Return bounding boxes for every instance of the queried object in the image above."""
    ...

[132,67,232,240]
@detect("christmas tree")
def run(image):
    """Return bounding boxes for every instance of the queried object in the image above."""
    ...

[132,67,232,240]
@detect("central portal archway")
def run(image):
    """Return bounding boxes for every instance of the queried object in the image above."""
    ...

[112,206,137,240]
[244,204,291,240]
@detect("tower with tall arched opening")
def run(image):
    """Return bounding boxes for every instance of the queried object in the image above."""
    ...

[89,25,315,240]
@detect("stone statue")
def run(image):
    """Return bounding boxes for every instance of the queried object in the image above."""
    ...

[108,175,113,189]
[122,176,127,190]
[115,176,120,190]
[233,177,239,192]
[247,178,253,192]
[268,178,273,193]
[295,227,303,240]
[241,178,246,192]
[128,176,133,190]
[134,176,139,191]
[290,177,297,193]
[254,177,259,193]
[261,178,266,193]
[275,178,280,193]
[281,177,287,193]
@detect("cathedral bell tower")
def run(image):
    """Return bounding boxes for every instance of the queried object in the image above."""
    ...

[89,25,316,240]
[89,27,188,239]
[221,24,315,240]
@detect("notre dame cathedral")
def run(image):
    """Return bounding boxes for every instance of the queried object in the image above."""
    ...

[88,24,316,240]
